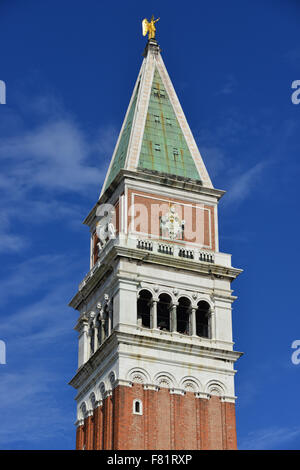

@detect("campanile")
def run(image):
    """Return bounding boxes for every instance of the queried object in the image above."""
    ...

[69,26,242,450]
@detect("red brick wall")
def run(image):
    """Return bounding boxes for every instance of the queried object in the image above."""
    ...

[222,401,238,450]
[76,386,237,450]
[127,189,216,250]
[76,424,84,450]
[207,395,223,449]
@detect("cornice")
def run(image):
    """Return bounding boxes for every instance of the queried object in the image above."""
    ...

[69,329,243,392]
[69,244,242,310]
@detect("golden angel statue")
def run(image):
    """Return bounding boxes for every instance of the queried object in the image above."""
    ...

[142,15,160,40]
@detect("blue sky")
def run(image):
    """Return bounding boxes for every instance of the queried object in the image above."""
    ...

[0,0,299,450]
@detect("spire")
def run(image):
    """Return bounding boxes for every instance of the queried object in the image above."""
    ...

[100,37,213,196]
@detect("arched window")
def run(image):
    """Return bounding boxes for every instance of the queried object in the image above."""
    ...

[157,293,171,331]
[133,399,143,415]
[177,297,191,335]
[137,290,152,328]
[196,301,211,338]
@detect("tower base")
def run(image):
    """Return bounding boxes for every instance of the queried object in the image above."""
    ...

[76,384,237,450]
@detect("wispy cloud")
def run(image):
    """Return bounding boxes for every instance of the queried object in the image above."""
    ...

[215,74,238,96]
[239,426,300,450]
[0,119,105,192]
[0,254,79,334]
[0,94,117,252]
[197,109,299,208]
[223,161,267,207]
[0,255,78,449]
[0,368,75,448]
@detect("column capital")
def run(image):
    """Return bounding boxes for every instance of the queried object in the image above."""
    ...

[75,314,89,333]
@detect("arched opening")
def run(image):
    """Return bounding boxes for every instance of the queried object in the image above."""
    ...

[133,399,143,415]
[157,293,171,331]
[137,289,152,328]
[177,297,191,335]
[196,301,211,338]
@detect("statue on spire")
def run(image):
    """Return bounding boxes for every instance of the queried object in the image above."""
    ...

[142,15,160,40]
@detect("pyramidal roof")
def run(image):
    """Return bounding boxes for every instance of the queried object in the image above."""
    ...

[101,39,213,196]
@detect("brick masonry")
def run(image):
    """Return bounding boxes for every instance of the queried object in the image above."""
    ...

[127,189,216,250]
[76,384,237,450]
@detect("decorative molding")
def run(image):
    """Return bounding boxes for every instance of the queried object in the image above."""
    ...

[127,367,151,384]
[131,374,144,384]
[205,379,226,396]
[108,370,116,387]
[183,382,196,392]
[99,381,106,398]
[195,392,210,400]
[154,371,177,389]
[170,387,185,395]
[143,383,159,391]
[115,379,133,388]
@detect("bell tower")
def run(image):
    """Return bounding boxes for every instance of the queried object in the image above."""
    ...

[69,35,242,450]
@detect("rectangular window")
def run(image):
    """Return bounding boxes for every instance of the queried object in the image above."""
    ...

[154,143,161,151]
[173,148,179,160]
[166,118,172,126]
[154,115,160,123]
[153,88,166,99]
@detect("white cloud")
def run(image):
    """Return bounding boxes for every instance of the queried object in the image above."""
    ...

[239,426,300,450]
[223,161,266,207]
[0,254,73,305]
[0,256,78,448]
[0,119,106,192]
[0,94,117,252]
[0,368,75,448]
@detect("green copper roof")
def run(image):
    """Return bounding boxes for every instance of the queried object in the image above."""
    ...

[104,81,140,190]
[138,69,200,180]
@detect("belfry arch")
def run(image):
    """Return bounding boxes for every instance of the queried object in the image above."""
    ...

[196,300,211,338]
[157,293,171,331]
[137,289,152,328]
[177,297,191,335]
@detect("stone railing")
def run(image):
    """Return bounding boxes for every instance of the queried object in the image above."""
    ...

[136,238,214,263]
[78,235,232,291]
[79,259,101,291]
